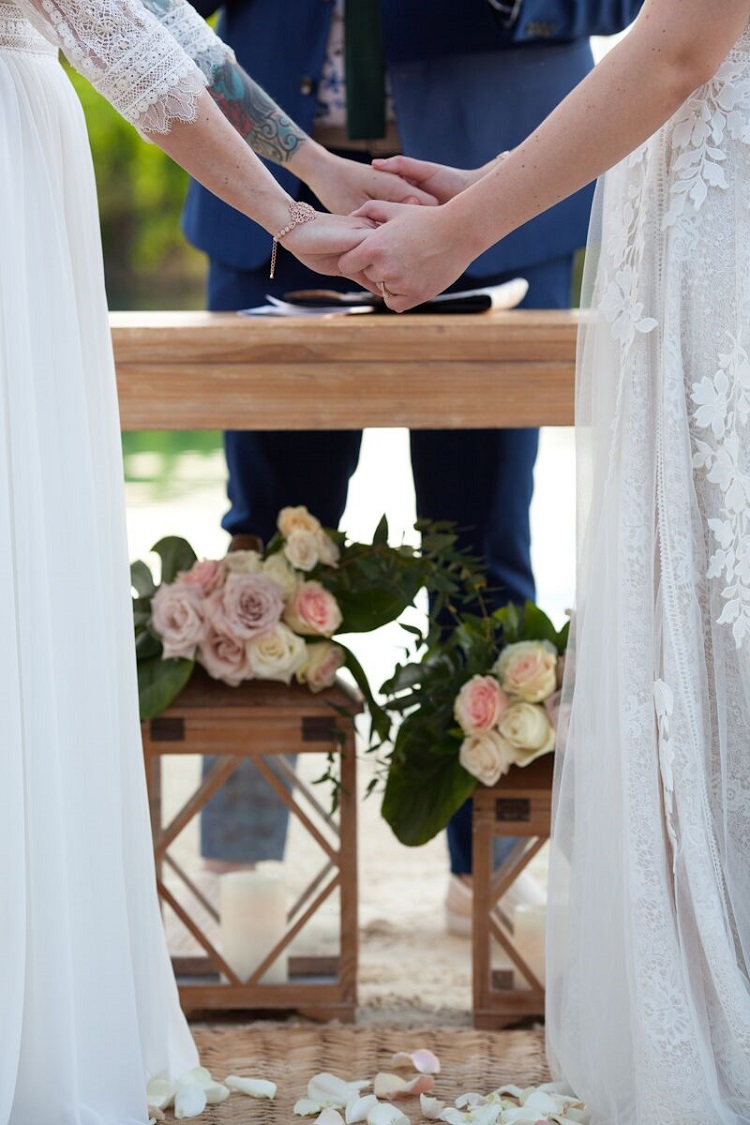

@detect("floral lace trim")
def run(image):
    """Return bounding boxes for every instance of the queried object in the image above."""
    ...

[664,59,750,228]
[0,2,56,52]
[159,0,232,82]
[35,0,208,132]
[691,334,750,647]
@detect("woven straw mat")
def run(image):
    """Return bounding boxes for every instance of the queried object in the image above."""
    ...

[177,1022,550,1123]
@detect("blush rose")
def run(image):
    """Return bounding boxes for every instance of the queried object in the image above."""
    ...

[284,581,343,637]
[454,674,509,734]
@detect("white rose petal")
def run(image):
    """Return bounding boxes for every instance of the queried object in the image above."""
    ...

[225,1076,277,1098]
[308,1073,370,1108]
[439,1110,469,1125]
[520,1090,558,1114]
[346,1094,381,1122]
[455,1094,488,1109]
[296,1098,325,1116]
[174,1081,207,1119]
[316,1110,346,1125]
[367,1104,410,1125]
[145,1078,175,1111]
[390,1049,440,1075]
[420,1095,446,1119]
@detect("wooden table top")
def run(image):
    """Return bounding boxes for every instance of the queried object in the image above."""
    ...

[111,309,580,431]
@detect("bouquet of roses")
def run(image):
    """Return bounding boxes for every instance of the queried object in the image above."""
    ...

[378,601,568,847]
[131,507,474,725]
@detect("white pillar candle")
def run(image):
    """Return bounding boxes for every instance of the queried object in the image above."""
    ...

[220,869,287,984]
[513,903,547,985]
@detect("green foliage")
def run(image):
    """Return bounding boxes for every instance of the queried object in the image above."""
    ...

[379,600,568,847]
[64,64,205,308]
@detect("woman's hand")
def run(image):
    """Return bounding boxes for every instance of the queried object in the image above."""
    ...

[337,200,477,312]
[291,144,438,213]
[370,155,489,203]
[284,210,377,276]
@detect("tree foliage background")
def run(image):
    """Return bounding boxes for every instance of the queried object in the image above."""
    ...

[66,65,206,310]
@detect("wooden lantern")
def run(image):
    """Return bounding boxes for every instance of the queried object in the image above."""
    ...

[471,754,554,1029]
[141,668,360,1022]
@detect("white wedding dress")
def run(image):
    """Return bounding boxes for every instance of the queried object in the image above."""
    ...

[0,1,230,1121]
[547,19,750,1125]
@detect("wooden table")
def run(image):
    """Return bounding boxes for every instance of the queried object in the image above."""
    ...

[111,309,579,432]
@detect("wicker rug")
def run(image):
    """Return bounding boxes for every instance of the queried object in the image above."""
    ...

[182,1022,550,1123]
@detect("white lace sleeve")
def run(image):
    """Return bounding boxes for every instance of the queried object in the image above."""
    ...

[143,0,233,84]
[12,0,217,133]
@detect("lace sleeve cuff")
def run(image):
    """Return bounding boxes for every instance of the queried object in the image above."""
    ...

[154,0,234,83]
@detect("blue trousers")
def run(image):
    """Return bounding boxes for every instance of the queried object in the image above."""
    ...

[200,177,573,870]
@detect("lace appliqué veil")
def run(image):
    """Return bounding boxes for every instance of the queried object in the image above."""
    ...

[546,24,750,1125]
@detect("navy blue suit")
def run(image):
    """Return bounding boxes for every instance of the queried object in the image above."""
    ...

[184,0,594,872]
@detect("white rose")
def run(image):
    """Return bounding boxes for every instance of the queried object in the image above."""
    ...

[315,530,341,567]
[459,730,513,787]
[497,701,556,765]
[277,505,321,538]
[283,528,320,572]
[494,640,558,703]
[245,623,307,684]
[223,549,263,574]
[262,552,300,599]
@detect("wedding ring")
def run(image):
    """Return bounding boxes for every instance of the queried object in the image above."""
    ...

[378,280,390,300]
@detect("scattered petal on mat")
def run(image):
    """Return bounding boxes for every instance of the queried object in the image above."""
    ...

[145,1078,175,1111]
[389,1050,441,1075]
[225,1076,277,1099]
[374,1073,434,1099]
[367,1103,410,1125]
[346,1094,381,1122]
[296,1098,325,1116]
[174,1080,208,1119]
[455,1094,488,1109]
[308,1074,371,1108]
[315,1109,346,1125]
[148,1111,165,1125]
[520,1093,558,1115]
[420,1094,445,1119]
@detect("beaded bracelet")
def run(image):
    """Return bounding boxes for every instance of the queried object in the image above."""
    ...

[269,201,317,278]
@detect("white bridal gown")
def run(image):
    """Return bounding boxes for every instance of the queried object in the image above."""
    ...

[0,0,230,1121]
[547,19,750,1125]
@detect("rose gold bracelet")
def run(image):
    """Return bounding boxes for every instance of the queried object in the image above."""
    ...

[269,201,316,278]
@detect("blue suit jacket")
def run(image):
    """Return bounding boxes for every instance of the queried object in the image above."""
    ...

[182,0,595,278]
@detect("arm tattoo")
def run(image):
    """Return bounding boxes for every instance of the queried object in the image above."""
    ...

[209,59,309,165]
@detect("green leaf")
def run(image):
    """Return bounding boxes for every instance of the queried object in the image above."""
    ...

[135,629,162,661]
[372,514,389,546]
[338,643,391,744]
[381,728,476,846]
[130,559,156,598]
[151,536,198,584]
[137,655,194,720]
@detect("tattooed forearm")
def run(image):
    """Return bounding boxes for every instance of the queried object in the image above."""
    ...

[208,59,309,165]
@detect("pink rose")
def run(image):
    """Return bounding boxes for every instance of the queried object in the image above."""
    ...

[207,571,284,640]
[297,641,346,692]
[283,581,343,637]
[197,628,253,686]
[495,641,558,703]
[178,558,225,596]
[454,674,508,734]
[151,582,206,660]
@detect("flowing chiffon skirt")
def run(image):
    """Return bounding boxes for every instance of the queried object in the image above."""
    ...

[0,15,197,1124]
[546,23,750,1125]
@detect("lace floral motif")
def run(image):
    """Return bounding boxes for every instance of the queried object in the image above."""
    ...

[599,148,659,352]
[11,0,226,132]
[665,60,750,227]
[692,335,750,646]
